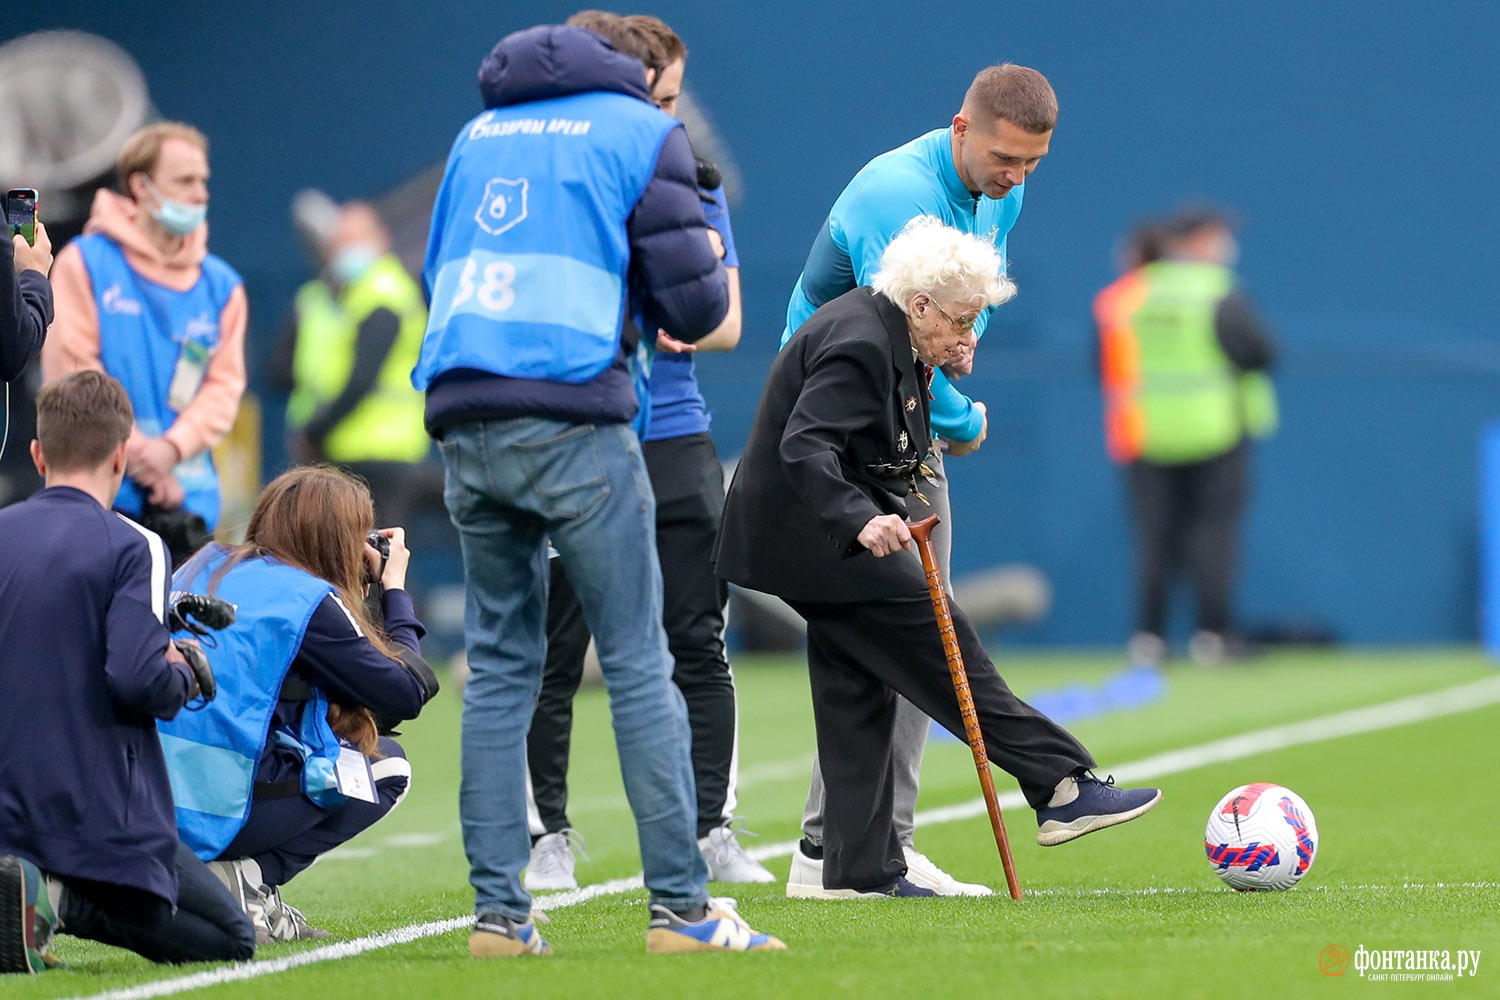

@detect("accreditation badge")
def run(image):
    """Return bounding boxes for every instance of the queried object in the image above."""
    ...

[168,339,211,412]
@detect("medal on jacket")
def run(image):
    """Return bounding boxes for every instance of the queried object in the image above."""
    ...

[904,395,917,413]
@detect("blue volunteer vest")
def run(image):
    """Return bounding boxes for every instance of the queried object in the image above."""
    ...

[76,234,241,529]
[412,92,679,395]
[157,545,338,860]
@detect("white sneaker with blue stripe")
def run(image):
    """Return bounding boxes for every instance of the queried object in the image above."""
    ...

[646,898,786,953]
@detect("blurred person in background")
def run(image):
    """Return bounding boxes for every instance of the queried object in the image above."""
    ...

[1094,207,1278,666]
[43,122,246,564]
[521,10,773,894]
[273,202,432,528]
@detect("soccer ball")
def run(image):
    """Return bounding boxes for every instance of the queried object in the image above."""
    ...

[1204,783,1318,891]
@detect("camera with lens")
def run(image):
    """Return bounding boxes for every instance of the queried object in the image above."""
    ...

[366,530,390,584]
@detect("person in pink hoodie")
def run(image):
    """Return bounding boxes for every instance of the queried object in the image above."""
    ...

[43,122,246,556]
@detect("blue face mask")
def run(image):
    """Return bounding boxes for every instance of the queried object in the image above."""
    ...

[143,177,207,236]
[329,244,381,284]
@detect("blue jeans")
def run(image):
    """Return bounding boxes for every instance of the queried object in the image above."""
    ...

[440,418,708,921]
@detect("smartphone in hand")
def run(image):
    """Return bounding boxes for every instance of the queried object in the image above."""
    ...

[5,188,38,246]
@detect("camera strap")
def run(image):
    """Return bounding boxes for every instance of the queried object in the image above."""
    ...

[0,381,9,464]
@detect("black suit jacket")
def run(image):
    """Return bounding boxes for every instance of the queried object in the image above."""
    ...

[714,287,933,603]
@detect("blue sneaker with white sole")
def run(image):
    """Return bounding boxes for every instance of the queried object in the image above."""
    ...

[1036,773,1162,846]
[646,898,786,953]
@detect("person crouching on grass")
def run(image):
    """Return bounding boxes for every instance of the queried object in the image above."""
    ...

[714,216,1162,898]
[0,371,254,974]
[157,466,440,943]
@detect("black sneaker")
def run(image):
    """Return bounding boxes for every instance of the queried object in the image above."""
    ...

[1036,773,1162,846]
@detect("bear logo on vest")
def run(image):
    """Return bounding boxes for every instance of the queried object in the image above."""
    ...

[476,177,529,237]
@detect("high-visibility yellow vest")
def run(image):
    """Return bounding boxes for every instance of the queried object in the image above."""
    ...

[287,255,430,463]
[1095,260,1277,465]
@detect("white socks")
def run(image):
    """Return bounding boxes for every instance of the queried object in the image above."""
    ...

[1047,775,1079,808]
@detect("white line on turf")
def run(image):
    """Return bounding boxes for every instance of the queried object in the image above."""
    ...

[64,672,1500,1000]
[71,917,474,1000]
[1022,881,1499,897]
[874,673,1500,837]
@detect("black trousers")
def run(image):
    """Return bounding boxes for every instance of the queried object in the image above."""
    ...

[528,432,737,840]
[787,594,1094,892]
[1127,443,1248,636]
[57,841,255,964]
[221,737,410,886]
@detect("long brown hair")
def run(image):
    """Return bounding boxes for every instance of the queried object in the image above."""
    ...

[208,465,393,754]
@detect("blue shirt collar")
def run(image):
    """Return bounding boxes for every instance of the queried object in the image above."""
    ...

[937,127,976,204]
[936,126,1026,212]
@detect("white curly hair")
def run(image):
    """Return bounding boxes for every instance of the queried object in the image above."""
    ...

[870,215,1016,314]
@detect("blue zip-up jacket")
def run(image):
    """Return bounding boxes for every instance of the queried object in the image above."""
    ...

[419,25,727,436]
[781,128,1024,442]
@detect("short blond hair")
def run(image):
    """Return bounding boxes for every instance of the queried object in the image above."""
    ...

[871,216,1015,312]
[117,121,208,189]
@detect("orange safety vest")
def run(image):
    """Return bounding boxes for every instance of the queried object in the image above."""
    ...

[1093,269,1151,464]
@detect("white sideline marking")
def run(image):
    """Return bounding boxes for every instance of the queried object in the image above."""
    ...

[73,917,474,1000]
[1023,880,1499,898]
[64,673,1500,1000]
[382,832,447,848]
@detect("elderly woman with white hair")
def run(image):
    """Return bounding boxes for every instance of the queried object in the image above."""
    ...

[714,217,1161,900]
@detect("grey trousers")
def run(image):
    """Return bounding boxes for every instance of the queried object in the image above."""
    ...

[801,448,951,847]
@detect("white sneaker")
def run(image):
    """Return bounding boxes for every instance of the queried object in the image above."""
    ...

[1188,630,1226,665]
[258,884,330,941]
[524,830,585,891]
[785,842,826,899]
[901,847,993,896]
[207,859,329,942]
[1128,631,1167,667]
[698,820,775,883]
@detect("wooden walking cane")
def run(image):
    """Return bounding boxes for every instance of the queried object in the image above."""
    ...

[906,513,1023,900]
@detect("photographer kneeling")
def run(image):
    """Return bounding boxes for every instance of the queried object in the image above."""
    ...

[159,465,438,942]
[0,371,254,974]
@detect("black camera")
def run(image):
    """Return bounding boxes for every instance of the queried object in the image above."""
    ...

[367,530,390,583]
[166,592,236,703]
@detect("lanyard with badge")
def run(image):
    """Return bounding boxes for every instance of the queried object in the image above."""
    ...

[167,335,211,413]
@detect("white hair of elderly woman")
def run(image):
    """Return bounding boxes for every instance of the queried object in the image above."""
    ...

[870,215,1017,313]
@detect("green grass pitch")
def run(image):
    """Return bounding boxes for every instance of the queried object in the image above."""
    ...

[14,649,1499,999]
